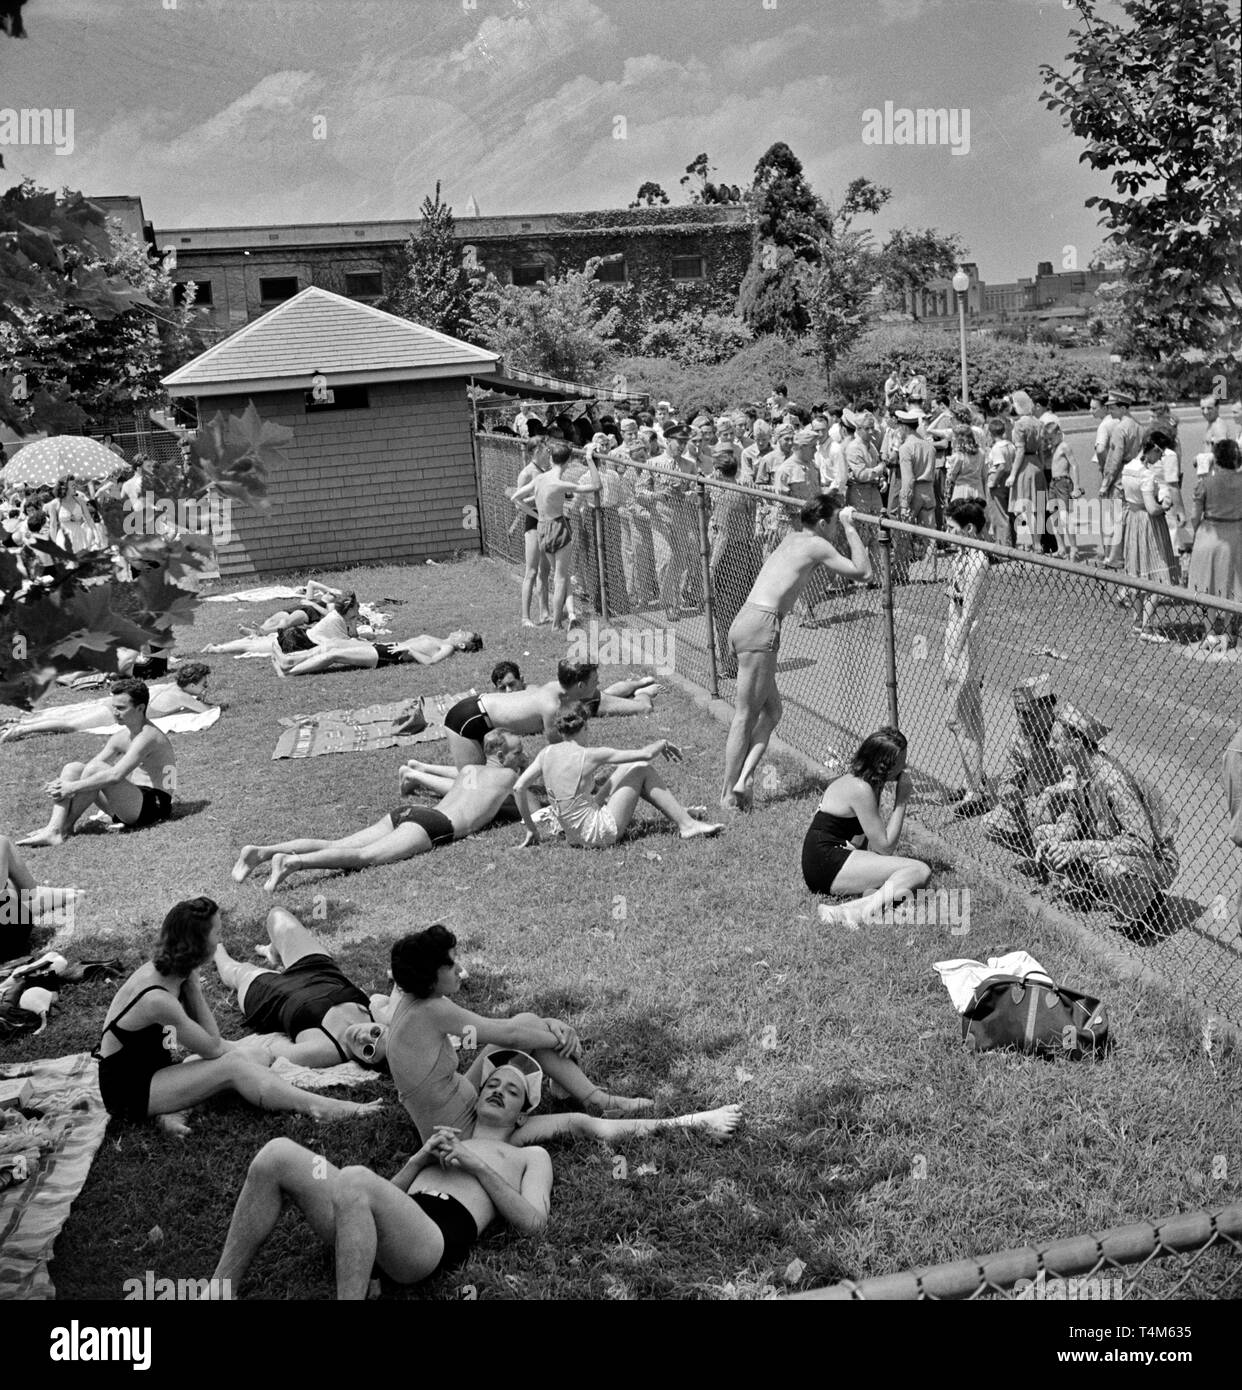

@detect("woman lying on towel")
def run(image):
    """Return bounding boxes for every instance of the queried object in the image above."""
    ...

[202,592,360,655]
[93,897,381,1135]
[0,665,214,743]
[239,579,344,636]
[270,630,483,678]
[213,907,388,1070]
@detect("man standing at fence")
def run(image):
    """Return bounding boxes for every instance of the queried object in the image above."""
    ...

[719,495,871,812]
[511,444,601,631]
[1100,391,1142,567]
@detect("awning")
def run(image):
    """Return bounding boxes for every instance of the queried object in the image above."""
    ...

[469,363,642,405]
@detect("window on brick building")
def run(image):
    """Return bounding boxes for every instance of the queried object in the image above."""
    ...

[671,255,705,280]
[172,279,214,307]
[511,263,547,286]
[344,271,383,299]
[594,256,626,283]
[259,276,300,303]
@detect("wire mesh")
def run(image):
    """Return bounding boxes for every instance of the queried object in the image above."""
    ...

[786,1202,1242,1301]
[474,433,1242,1028]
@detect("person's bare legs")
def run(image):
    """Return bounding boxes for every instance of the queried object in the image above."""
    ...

[204,635,276,655]
[331,1166,449,1299]
[446,729,487,771]
[521,528,543,626]
[263,822,432,892]
[213,1138,341,1290]
[734,686,782,809]
[147,1051,382,1126]
[549,546,573,629]
[721,650,775,810]
[520,1104,743,1143]
[272,644,379,678]
[0,836,77,921]
[17,761,117,846]
[602,762,723,839]
[232,817,394,883]
[398,763,457,797]
[816,850,932,926]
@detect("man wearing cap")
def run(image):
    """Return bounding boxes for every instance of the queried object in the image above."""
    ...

[755,423,796,558]
[1100,391,1142,566]
[739,417,772,487]
[721,494,871,811]
[1025,704,1179,924]
[653,400,677,444]
[647,423,698,620]
[894,408,937,578]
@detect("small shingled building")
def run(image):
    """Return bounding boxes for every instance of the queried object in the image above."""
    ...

[161,287,499,576]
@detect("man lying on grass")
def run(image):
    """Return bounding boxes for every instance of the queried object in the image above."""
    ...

[387,924,739,1139]
[0,663,213,742]
[213,1046,740,1300]
[270,629,483,679]
[214,906,390,1070]
[17,679,177,848]
[231,731,528,892]
[483,658,664,716]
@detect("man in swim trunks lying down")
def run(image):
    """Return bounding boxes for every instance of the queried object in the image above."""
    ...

[213,1048,741,1299]
[214,906,389,1069]
[231,732,528,892]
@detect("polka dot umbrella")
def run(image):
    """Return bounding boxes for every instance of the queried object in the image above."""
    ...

[1,435,128,488]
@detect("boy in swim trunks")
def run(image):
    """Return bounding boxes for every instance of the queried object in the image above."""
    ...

[232,732,530,892]
[439,659,599,770]
[721,495,870,812]
[18,679,177,848]
[511,442,602,630]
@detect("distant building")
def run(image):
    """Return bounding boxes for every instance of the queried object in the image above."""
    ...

[905,258,1107,332]
[92,197,753,338]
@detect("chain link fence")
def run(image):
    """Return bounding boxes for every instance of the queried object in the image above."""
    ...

[787,1202,1242,1301]
[475,432,1242,1028]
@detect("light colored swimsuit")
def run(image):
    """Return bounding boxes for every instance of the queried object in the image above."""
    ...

[542,743,620,848]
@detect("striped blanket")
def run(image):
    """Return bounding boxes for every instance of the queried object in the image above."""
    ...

[271,690,475,760]
[0,1052,109,1300]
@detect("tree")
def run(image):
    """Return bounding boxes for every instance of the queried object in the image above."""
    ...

[799,231,877,381]
[679,152,742,206]
[876,227,967,322]
[629,181,670,209]
[381,181,475,338]
[1040,0,1241,370]
[466,261,621,381]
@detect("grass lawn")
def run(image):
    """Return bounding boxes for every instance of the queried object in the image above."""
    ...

[3,556,1240,1300]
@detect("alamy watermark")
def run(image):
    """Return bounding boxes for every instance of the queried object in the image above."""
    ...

[838,886,970,934]
[566,620,675,675]
[861,101,970,156]
[1014,1271,1123,1301]
[122,492,234,544]
[0,107,74,157]
[122,1270,232,1300]
[0,887,78,931]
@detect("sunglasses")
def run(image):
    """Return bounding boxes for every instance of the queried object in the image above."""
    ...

[354,1023,385,1061]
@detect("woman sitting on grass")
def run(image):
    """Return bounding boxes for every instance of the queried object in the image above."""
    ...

[512,703,723,848]
[802,726,931,928]
[93,896,382,1136]
[0,664,214,743]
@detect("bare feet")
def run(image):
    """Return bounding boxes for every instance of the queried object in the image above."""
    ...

[817,903,862,930]
[680,819,724,840]
[682,1104,742,1139]
[585,1087,654,1115]
[253,942,279,966]
[398,764,424,796]
[263,853,298,892]
[16,828,63,848]
[231,845,263,883]
[157,1111,192,1139]
[311,1097,384,1123]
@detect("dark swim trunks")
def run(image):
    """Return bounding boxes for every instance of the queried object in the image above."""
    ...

[388,805,456,846]
[410,1191,479,1272]
[116,787,173,830]
[241,953,370,1038]
[372,642,405,667]
[524,514,538,533]
[444,694,493,747]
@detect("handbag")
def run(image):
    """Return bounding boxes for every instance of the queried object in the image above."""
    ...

[962,973,1108,1059]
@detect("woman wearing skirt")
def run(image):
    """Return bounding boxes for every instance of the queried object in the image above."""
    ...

[1120,438,1178,643]
[1188,438,1242,653]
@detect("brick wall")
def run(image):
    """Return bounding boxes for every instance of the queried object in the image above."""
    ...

[205,379,481,577]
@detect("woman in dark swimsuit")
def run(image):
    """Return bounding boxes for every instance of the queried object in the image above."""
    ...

[214,907,388,1070]
[94,897,381,1134]
[802,727,932,928]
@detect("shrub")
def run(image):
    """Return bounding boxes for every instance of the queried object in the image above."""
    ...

[638,312,752,367]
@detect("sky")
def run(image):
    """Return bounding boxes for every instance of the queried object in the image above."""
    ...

[0,0,1138,282]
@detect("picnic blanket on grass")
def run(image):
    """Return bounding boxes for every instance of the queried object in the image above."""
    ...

[204,585,305,603]
[271,690,475,760]
[0,1051,109,1300]
[269,1055,377,1090]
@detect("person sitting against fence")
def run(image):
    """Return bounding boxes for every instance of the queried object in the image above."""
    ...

[803,726,932,928]
[1023,704,1179,926]
[231,730,528,892]
[17,679,177,848]
[93,896,382,1134]
[271,629,483,679]
[0,663,214,743]
[981,675,1062,856]
[513,703,723,848]
[204,591,361,655]
[213,906,389,1070]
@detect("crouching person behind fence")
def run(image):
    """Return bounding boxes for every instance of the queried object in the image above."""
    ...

[1026,704,1179,926]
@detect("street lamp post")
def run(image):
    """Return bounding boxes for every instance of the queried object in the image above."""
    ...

[952,268,970,404]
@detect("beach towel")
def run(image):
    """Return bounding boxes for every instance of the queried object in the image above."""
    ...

[0,1051,109,1300]
[271,690,475,760]
[85,707,222,736]
[204,585,305,603]
[268,1055,378,1090]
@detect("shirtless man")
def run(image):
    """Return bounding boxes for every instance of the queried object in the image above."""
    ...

[18,679,177,847]
[720,495,870,811]
[231,730,528,891]
[438,658,600,770]
[510,442,601,630]
[0,663,213,743]
[270,630,482,678]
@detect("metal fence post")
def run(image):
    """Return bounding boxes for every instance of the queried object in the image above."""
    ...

[877,522,899,728]
[695,476,720,699]
[592,498,610,623]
